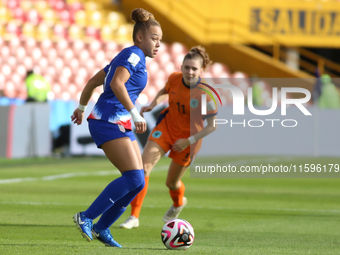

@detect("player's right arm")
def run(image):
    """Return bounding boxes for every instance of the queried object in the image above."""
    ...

[140,86,168,117]
[71,69,106,125]
[111,66,147,134]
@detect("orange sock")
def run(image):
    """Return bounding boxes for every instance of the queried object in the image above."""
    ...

[130,176,149,218]
[169,181,185,207]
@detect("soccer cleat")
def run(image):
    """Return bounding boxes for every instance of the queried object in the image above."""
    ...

[119,215,139,229]
[163,197,188,223]
[92,224,122,248]
[73,212,93,242]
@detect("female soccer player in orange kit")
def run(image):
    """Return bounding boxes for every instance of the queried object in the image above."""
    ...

[120,46,218,228]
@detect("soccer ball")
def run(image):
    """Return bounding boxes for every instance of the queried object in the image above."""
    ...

[161,219,195,250]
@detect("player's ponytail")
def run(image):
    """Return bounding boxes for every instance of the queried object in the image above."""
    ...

[131,8,160,42]
[183,46,212,71]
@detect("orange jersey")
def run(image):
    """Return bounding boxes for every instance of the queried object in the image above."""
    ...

[148,72,218,166]
[163,72,217,141]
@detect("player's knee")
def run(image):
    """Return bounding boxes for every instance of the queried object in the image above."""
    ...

[143,163,153,177]
[165,180,178,190]
[123,169,145,190]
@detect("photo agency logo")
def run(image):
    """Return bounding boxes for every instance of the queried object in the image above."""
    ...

[200,81,312,128]
[198,82,222,114]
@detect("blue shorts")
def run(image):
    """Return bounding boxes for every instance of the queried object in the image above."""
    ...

[88,119,136,148]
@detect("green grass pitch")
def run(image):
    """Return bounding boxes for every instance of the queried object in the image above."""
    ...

[0,156,340,254]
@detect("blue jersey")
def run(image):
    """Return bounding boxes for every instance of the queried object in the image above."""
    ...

[88,46,147,129]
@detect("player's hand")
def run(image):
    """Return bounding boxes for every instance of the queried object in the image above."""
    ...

[130,107,147,133]
[71,108,84,125]
[140,105,153,117]
[172,138,190,152]
[134,121,147,134]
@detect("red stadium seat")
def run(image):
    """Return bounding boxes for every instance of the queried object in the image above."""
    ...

[85,59,96,74]
[69,58,80,73]
[95,50,106,66]
[56,40,69,56]
[53,0,66,12]
[6,0,19,10]
[156,52,171,68]
[74,76,86,89]
[1,64,12,79]
[16,64,27,78]
[11,7,25,24]
[5,22,21,38]
[58,9,73,26]
[39,39,53,55]
[170,42,186,56]
[173,53,185,71]
[145,85,157,100]
[25,9,42,26]
[53,57,64,71]
[52,24,67,40]
[147,60,159,75]
[69,2,84,13]
[7,56,17,70]
[164,62,176,77]
[78,48,90,63]
[31,47,42,65]
[105,41,118,52]
[62,66,72,79]
[59,75,69,90]
[4,81,16,98]
[46,66,57,79]
[23,56,33,70]
[11,73,23,89]
[154,78,166,90]
[85,26,100,41]
[37,57,49,73]
[23,37,36,50]
[47,48,58,65]
[88,40,102,57]
[62,91,71,101]
[77,67,88,79]
[9,37,20,55]
[63,48,74,62]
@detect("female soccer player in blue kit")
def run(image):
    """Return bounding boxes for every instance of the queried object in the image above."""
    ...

[70,8,162,247]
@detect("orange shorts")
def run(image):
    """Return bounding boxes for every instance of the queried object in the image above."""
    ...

[148,112,199,167]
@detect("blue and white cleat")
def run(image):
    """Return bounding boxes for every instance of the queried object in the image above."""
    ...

[92,224,122,248]
[73,212,93,242]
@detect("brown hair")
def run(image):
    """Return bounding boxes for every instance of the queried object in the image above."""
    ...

[131,8,160,42]
[183,46,212,71]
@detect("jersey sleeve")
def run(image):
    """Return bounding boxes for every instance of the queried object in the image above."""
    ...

[115,48,141,76]
[165,79,171,93]
[103,63,110,73]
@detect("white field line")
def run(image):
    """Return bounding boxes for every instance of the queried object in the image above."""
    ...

[0,166,169,185]
[0,201,339,214]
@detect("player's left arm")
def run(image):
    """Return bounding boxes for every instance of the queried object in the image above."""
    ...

[172,115,217,152]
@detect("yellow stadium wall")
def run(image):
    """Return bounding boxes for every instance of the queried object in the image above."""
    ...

[138,0,340,47]
[121,0,315,82]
